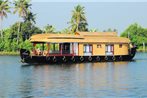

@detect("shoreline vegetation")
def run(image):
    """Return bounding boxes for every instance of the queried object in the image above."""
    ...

[0,51,19,56]
[0,0,147,55]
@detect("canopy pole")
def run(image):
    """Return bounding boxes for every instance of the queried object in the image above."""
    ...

[60,43,63,55]
[53,43,55,51]
[72,43,74,55]
[143,42,145,52]
[48,43,50,56]
[33,43,36,55]
[42,43,44,55]
[42,43,44,51]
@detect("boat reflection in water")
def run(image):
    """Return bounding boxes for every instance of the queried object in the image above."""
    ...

[74,62,131,96]
[19,61,139,97]
[2,53,147,97]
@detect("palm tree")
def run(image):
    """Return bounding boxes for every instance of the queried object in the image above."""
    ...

[113,29,117,32]
[70,5,88,33]
[0,0,10,40]
[24,11,36,24]
[78,22,88,31]
[13,0,31,44]
[89,28,98,32]
[61,28,72,34]
[44,24,56,33]
[69,19,77,33]
[107,28,112,32]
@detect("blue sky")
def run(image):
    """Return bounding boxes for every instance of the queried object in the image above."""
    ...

[31,0,147,2]
[3,1,147,35]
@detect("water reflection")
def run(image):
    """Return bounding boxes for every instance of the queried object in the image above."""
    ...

[19,61,136,97]
[19,66,34,97]
[73,62,132,97]
[1,53,147,97]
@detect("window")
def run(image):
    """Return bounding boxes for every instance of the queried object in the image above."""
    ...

[106,45,114,52]
[89,45,92,53]
[84,45,86,53]
[97,44,102,48]
[105,45,108,52]
[84,44,92,53]
[105,45,114,55]
[119,44,122,48]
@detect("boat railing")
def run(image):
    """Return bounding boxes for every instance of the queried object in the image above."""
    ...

[31,50,74,56]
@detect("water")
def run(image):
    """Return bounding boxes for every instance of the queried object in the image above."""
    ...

[0,53,147,98]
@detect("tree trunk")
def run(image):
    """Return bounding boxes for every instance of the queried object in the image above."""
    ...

[76,17,80,32]
[0,17,3,41]
[143,42,145,52]
[17,21,21,44]
[76,23,79,32]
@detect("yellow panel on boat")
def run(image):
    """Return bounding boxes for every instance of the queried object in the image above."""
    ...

[92,44,105,56]
[114,44,129,55]
[78,44,84,56]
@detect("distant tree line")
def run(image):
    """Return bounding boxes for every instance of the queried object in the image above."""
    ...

[0,0,145,52]
[121,23,147,51]
[0,0,42,51]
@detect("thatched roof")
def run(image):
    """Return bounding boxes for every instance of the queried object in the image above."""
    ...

[31,34,84,39]
[75,32,117,37]
[30,32,130,43]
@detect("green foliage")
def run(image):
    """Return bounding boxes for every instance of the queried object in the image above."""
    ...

[60,28,72,34]
[43,24,56,33]
[0,0,11,39]
[21,40,33,50]
[89,28,99,32]
[0,39,4,51]
[103,28,118,32]
[0,0,11,19]
[0,21,42,52]
[69,4,88,33]
[0,51,19,56]
[121,23,147,49]
[24,11,36,24]
[7,21,42,40]
[13,0,34,44]
[0,0,42,53]
[13,0,31,18]
[0,1,146,53]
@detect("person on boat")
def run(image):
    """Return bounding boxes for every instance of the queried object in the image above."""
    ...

[37,48,42,55]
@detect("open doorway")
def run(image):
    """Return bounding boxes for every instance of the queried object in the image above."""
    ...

[62,43,70,54]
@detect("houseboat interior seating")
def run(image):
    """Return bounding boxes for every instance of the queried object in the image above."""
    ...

[20,32,137,64]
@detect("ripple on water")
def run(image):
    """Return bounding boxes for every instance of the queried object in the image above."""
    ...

[0,53,147,97]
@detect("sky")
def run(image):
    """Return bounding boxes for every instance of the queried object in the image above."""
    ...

[31,0,147,2]
[3,1,147,35]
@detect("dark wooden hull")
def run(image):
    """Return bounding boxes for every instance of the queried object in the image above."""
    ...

[20,47,136,64]
[21,55,135,64]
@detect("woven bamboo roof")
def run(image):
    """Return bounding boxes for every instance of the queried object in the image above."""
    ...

[30,32,130,43]
[76,32,117,37]
[31,33,84,39]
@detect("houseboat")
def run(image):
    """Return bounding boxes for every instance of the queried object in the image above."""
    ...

[20,32,137,64]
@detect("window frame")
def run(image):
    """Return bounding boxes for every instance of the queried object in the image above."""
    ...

[97,44,102,48]
[83,44,92,53]
[119,44,123,48]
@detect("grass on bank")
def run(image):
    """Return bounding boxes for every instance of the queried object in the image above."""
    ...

[137,49,147,52]
[137,46,147,52]
[0,51,19,56]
